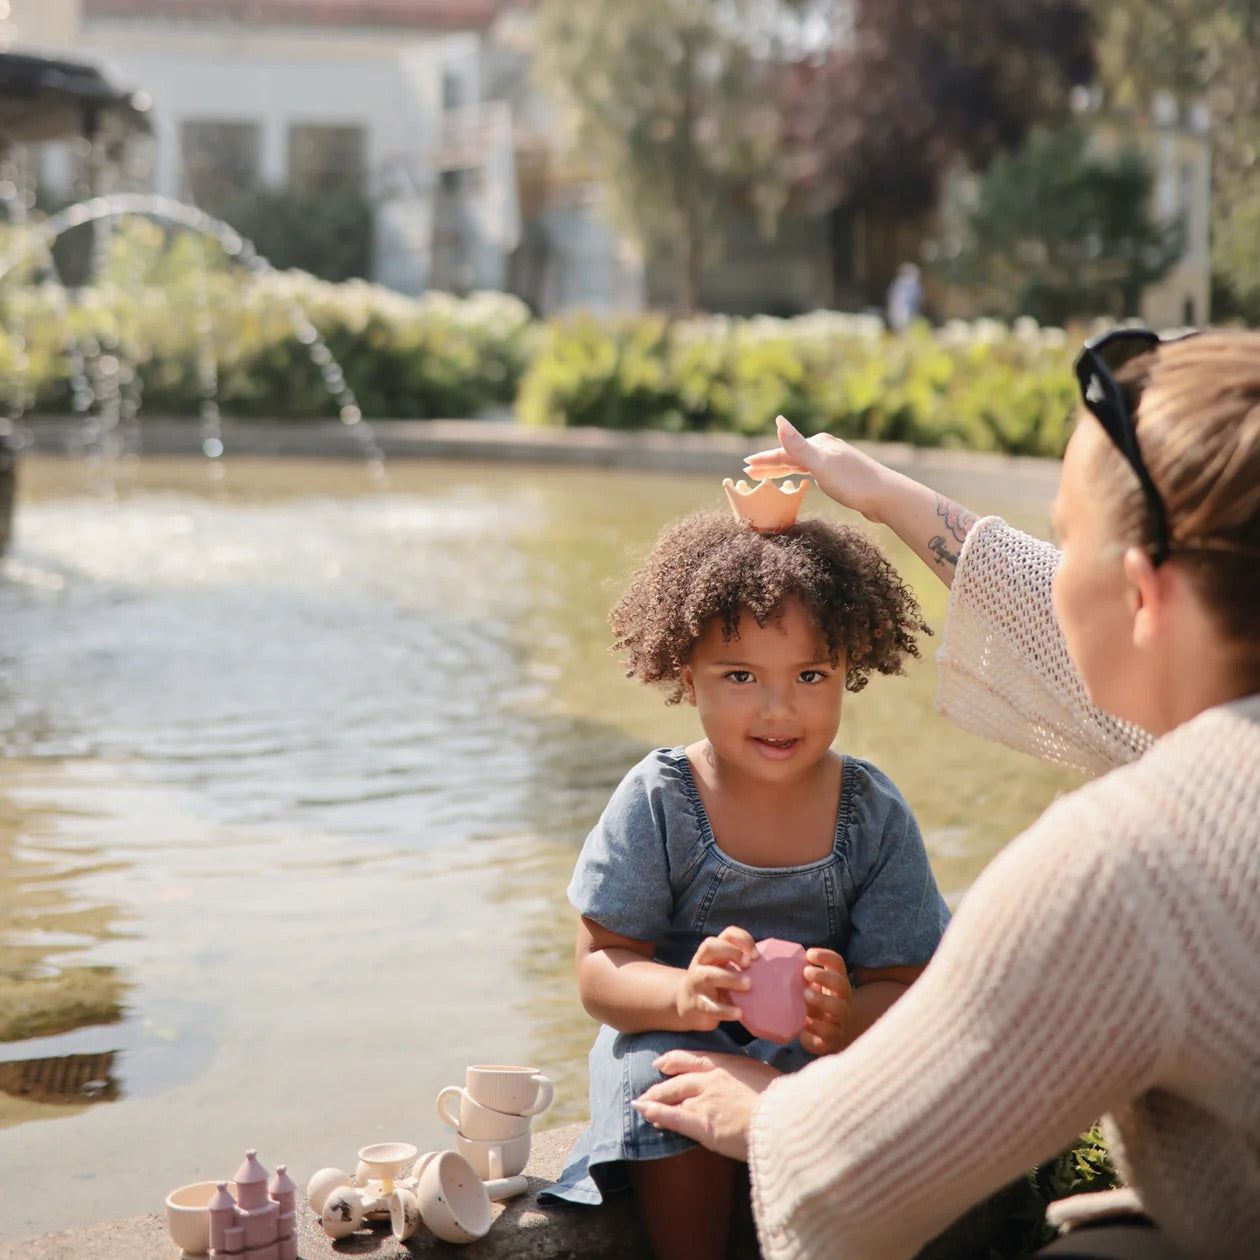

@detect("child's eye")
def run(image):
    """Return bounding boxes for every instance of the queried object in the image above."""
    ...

[799,669,828,684]
[724,670,754,684]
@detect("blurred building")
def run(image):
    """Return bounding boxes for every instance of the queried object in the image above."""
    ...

[3,0,640,312]
[3,3,1210,323]
[6,0,517,295]
[1113,93,1212,328]
[4,0,83,46]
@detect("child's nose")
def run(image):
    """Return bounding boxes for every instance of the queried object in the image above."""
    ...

[759,683,795,718]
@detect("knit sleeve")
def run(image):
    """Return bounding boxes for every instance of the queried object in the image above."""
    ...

[935,516,1153,775]
[746,779,1189,1260]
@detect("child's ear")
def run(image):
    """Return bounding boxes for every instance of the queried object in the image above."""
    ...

[679,665,697,706]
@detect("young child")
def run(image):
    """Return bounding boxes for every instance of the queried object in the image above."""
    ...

[540,508,951,1260]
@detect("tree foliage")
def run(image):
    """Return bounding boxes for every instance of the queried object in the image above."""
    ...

[937,119,1183,325]
[201,185,374,283]
[781,0,1097,219]
[1091,0,1260,319]
[531,0,787,315]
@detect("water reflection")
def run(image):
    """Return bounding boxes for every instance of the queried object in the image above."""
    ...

[0,1050,120,1105]
[0,452,1077,1238]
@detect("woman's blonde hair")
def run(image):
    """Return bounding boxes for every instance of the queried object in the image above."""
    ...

[1105,330,1260,644]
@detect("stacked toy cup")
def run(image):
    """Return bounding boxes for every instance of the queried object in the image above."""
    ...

[436,1064,554,1182]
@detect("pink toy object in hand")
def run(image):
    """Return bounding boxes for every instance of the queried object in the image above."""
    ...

[731,937,808,1044]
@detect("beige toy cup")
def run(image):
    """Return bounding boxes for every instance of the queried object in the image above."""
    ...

[389,1186,424,1243]
[437,1085,533,1140]
[164,1181,218,1258]
[415,1150,493,1243]
[464,1064,554,1117]
[456,1131,532,1180]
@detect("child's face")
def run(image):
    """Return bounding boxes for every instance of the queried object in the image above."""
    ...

[678,599,846,783]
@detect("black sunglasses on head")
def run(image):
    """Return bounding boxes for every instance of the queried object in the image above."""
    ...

[1072,327,1198,567]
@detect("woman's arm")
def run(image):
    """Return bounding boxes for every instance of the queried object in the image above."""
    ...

[641,785,1184,1258]
[743,416,978,587]
[749,417,1152,769]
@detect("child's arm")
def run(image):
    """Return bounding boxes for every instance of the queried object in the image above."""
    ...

[844,962,925,1046]
[800,954,923,1055]
[577,917,757,1035]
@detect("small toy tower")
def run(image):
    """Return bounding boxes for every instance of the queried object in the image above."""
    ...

[269,1165,299,1260]
[208,1183,237,1256]
[231,1149,280,1260]
[234,1150,270,1211]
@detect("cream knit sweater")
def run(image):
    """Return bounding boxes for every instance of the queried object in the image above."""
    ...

[748,517,1260,1260]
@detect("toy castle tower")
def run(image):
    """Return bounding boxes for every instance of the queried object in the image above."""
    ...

[207,1151,297,1260]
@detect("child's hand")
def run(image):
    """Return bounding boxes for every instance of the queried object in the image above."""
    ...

[799,947,853,1056]
[676,926,758,1031]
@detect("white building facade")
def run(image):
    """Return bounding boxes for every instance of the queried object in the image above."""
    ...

[8,0,521,296]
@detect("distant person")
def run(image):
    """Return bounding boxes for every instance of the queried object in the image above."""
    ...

[635,331,1260,1259]
[540,509,950,1260]
[886,261,922,332]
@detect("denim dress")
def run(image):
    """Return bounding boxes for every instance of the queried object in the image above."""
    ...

[539,746,951,1207]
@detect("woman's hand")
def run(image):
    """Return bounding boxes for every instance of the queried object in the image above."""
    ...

[747,415,978,588]
[676,926,757,1030]
[743,416,893,524]
[633,1050,780,1162]
[799,947,853,1056]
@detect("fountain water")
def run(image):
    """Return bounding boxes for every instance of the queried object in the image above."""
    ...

[0,42,153,552]
[0,192,389,553]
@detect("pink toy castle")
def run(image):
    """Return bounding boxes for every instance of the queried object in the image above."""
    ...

[207,1151,298,1260]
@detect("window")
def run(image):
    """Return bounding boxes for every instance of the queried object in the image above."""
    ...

[288,124,366,196]
[1178,161,1197,254]
[181,120,261,205]
[442,67,466,111]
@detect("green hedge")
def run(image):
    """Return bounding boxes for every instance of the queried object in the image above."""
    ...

[0,219,537,421]
[1,218,1090,455]
[517,311,1082,457]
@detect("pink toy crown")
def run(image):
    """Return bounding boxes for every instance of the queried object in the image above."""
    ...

[722,477,809,533]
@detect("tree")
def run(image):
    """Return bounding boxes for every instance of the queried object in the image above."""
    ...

[1091,0,1260,319]
[530,0,1097,312]
[203,185,373,283]
[781,0,1097,220]
[531,0,787,315]
[937,119,1183,325]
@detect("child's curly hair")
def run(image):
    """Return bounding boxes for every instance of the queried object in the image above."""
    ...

[610,511,931,702]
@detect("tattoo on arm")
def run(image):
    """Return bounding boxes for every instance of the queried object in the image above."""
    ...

[935,496,978,547]
[927,535,958,567]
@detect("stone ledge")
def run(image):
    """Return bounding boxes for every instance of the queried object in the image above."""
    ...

[16,414,1062,495]
[0,1124,758,1260]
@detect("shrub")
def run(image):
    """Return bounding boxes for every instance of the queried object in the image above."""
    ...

[920,1125,1118,1259]
[0,217,535,422]
[518,309,1082,456]
[1,214,1097,456]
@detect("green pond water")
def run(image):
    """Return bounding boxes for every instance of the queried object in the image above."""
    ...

[0,451,1078,1238]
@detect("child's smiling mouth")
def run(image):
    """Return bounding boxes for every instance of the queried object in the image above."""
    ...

[753,736,800,757]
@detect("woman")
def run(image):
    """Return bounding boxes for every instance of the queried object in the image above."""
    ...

[633,329,1260,1260]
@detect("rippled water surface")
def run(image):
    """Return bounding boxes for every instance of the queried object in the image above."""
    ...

[0,451,1076,1238]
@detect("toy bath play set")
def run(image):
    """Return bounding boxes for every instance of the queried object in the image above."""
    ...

[160,940,806,1257]
[163,1065,553,1255]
